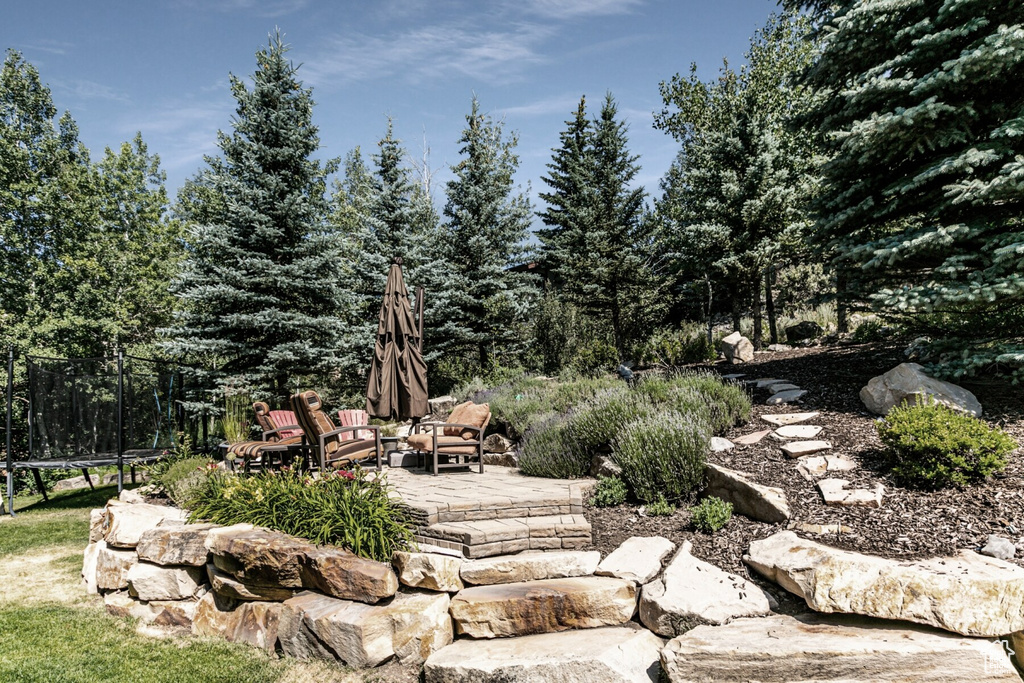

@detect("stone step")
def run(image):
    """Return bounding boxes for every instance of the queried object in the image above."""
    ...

[415,514,592,558]
[449,576,637,638]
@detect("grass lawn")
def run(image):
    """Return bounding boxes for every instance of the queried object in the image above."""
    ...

[0,483,377,682]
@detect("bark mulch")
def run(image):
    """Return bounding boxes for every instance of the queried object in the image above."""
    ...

[584,342,1024,595]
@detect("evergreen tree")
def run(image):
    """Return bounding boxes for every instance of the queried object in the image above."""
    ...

[164,33,342,402]
[443,97,537,368]
[787,0,1024,379]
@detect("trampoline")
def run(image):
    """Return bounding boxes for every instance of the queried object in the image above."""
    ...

[4,350,207,515]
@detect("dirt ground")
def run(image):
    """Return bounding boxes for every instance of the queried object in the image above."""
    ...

[584,342,1024,602]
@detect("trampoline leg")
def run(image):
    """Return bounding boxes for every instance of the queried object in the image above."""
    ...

[117,463,123,494]
[32,468,48,502]
[5,469,13,516]
[82,469,94,490]
[130,465,136,485]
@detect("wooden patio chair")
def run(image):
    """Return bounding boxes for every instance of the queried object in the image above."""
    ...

[227,401,306,472]
[290,390,382,472]
[407,401,490,475]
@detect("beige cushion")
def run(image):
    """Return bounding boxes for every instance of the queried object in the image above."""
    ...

[407,433,478,454]
[443,402,491,439]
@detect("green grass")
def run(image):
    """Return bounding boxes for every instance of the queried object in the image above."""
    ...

[1,485,119,557]
[0,604,287,683]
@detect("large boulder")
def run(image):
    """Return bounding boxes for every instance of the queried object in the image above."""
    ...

[126,562,203,601]
[660,613,1020,682]
[590,454,623,479]
[745,531,1024,636]
[206,525,304,588]
[428,396,458,421]
[720,332,753,364]
[103,502,187,549]
[393,551,464,592]
[95,544,139,591]
[460,551,600,586]
[785,320,823,342]
[423,624,666,683]
[207,564,299,602]
[299,546,398,604]
[860,362,982,416]
[137,522,217,567]
[703,463,790,523]
[640,541,770,637]
[449,576,637,638]
[483,433,513,454]
[278,590,452,668]
[192,591,283,651]
[82,540,104,594]
[596,537,675,584]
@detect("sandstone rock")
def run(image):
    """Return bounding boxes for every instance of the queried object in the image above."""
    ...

[720,331,753,364]
[766,344,792,352]
[481,450,518,468]
[660,613,1020,682]
[596,537,675,584]
[103,590,138,618]
[428,396,457,420]
[761,411,819,426]
[745,530,1024,636]
[207,564,299,602]
[82,540,104,594]
[796,455,857,480]
[423,624,666,683]
[774,424,822,439]
[860,362,983,416]
[793,522,853,535]
[720,373,745,380]
[137,523,216,567]
[753,378,783,388]
[640,541,769,637]
[107,591,200,629]
[780,440,831,458]
[119,488,146,504]
[982,535,1015,561]
[461,551,601,586]
[483,433,513,454]
[709,437,734,452]
[193,591,283,651]
[53,474,96,491]
[704,463,790,524]
[785,320,823,342]
[817,478,884,507]
[768,383,800,394]
[449,576,636,638]
[95,544,139,591]
[206,526,305,588]
[126,561,203,601]
[393,551,464,592]
[299,546,399,604]
[104,502,187,549]
[766,389,807,405]
[732,429,770,445]
[590,454,622,479]
[89,508,106,543]
[278,590,452,667]
[101,472,149,486]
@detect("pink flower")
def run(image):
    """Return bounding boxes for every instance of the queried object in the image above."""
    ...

[337,470,356,480]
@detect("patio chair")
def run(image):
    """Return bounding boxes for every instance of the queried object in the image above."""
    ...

[407,401,490,475]
[228,401,305,472]
[290,390,382,471]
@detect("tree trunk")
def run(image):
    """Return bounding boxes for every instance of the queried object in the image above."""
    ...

[611,298,624,362]
[751,272,763,350]
[765,267,778,345]
[478,343,490,371]
[836,268,849,334]
[705,274,714,345]
[730,285,742,333]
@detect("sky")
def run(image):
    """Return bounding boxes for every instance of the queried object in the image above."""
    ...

[3,0,779,222]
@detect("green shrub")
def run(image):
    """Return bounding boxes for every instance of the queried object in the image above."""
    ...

[565,387,654,456]
[571,337,619,375]
[640,328,718,367]
[645,496,676,516]
[589,476,628,507]
[690,496,733,533]
[876,400,1015,488]
[518,416,589,479]
[612,412,710,504]
[156,457,212,507]
[187,468,412,562]
[668,372,751,434]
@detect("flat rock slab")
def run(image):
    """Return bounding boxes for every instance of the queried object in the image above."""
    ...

[709,437,734,452]
[450,576,637,638]
[424,624,666,683]
[720,373,745,380]
[137,522,216,567]
[793,522,854,536]
[104,502,187,549]
[731,429,771,445]
[660,613,1020,682]
[640,541,769,637]
[207,564,299,602]
[193,592,284,652]
[761,412,819,426]
[278,590,452,668]
[818,478,884,507]
[596,536,675,584]
[393,551,464,592]
[780,440,832,458]
[768,383,800,394]
[126,561,203,601]
[745,530,1024,636]
[460,551,600,586]
[704,463,790,524]
[753,378,783,388]
[774,424,822,439]
[797,455,858,480]
[766,389,807,405]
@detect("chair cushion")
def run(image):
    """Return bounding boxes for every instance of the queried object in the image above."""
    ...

[253,402,274,435]
[443,402,490,439]
[326,439,378,466]
[291,390,341,455]
[407,433,479,454]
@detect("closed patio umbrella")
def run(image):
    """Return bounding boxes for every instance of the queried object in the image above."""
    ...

[365,259,428,421]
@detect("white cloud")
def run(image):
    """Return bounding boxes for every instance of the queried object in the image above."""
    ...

[171,0,308,18]
[21,39,74,56]
[517,0,643,20]
[499,93,583,117]
[51,78,131,103]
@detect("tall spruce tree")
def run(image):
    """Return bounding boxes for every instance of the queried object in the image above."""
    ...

[165,33,342,402]
[443,97,537,368]
[788,0,1024,380]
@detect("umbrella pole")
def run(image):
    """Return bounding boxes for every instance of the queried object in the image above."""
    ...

[416,286,425,352]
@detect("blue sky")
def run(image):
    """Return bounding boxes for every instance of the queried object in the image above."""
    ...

[4,0,778,219]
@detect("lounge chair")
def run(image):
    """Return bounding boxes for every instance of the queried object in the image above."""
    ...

[407,401,490,475]
[227,401,305,472]
[290,390,382,471]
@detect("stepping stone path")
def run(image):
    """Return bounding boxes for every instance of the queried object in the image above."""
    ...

[774,424,822,439]
[780,440,832,458]
[761,412,819,426]
[710,437,734,452]
[796,454,857,479]
[766,389,807,405]
[460,551,600,586]
[704,464,790,523]
[817,478,884,507]
[597,537,675,584]
[768,383,800,394]
[753,378,784,388]
[720,373,745,380]
[732,429,770,445]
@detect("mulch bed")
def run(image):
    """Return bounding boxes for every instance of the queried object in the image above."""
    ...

[584,342,1024,596]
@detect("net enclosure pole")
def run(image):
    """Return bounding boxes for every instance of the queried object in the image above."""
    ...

[5,348,13,516]
[116,350,124,494]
